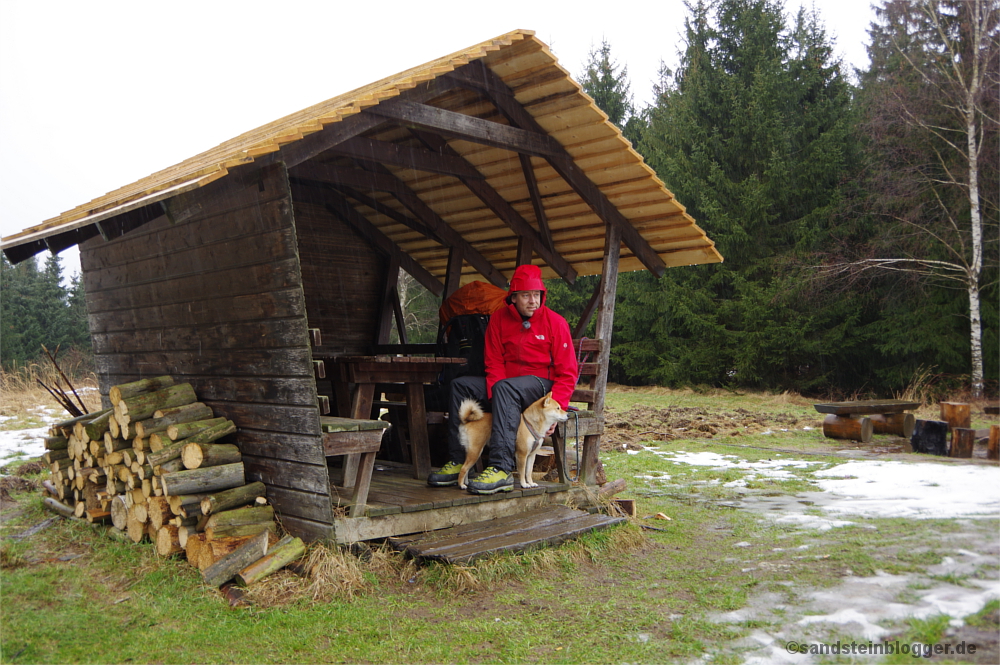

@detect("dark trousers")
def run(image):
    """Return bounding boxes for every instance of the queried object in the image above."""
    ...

[447,375,554,473]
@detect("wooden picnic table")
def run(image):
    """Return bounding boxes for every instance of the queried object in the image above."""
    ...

[324,355,467,481]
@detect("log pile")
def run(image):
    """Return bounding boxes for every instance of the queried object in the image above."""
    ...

[41,376,305,588]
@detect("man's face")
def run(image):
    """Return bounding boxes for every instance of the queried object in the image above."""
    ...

[513,290,542,318]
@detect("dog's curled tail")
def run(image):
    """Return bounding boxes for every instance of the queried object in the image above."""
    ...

[457,399,486,424]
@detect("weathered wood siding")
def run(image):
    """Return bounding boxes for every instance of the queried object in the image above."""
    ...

[80,164,333,541]
[292,192,386,356]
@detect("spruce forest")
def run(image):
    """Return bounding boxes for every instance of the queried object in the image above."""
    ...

[1,0,997,399]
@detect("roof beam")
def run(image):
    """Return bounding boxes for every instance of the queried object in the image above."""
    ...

[364,99,563,159]
[261,77,461,170]
[328,137,484,180]
[291,182,444,297]
[446,62,668,277]
[290,163,508,289]
[409,129,576,284]
[519,153,555,253]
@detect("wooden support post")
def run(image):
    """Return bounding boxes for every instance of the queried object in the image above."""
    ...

[376,256,401,345]
[870,413,916,438]
[940,402,971,429]
[572,276,603,339]
[950,428,975,458]
[443,246,464,299]
[822,415,873,443]
[988,425,999,461]
[583,223,621,485]
[515,236,534,267]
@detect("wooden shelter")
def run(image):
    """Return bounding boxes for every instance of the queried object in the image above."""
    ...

[2,30,722,543]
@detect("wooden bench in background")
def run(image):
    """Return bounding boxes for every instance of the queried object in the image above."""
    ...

[321,416,390,517]
[814,399,920,444]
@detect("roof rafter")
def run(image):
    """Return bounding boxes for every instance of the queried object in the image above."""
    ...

[364,99,563,159]
[445,62,669,277]
[409,129,576,284]
[289,163,508,289]
[291,182,444,297]
[326,136,484,180]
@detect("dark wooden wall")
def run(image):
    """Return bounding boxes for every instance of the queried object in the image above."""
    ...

[80,164,334,541]
[292,194,386,357]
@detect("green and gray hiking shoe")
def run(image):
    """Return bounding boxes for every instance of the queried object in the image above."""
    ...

[467,466,514,494]
[427,460,463,487]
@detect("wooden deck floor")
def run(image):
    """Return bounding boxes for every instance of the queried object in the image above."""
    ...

[326,462,579,544]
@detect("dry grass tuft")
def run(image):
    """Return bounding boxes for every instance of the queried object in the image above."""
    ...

[241,570,308,608]
[898,365,937,406]
[304,542,394,601]
[0,359,100,419]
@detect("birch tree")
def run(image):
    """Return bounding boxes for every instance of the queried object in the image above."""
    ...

[830,0,999,396]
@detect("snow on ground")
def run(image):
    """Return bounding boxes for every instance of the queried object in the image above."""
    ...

[654,449,1000,520]
[639,446,1000,662]
[0,406,70,469]
[815,460,1000,519]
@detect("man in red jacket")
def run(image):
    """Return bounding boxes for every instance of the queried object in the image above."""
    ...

[428,264,578,494]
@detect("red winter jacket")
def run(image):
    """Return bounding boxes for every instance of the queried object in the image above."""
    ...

[484,303,579,409]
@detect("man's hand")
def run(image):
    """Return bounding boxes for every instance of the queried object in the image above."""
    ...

[545,422,558,437]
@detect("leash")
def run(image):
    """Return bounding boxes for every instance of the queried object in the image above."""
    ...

[567,409,580,482]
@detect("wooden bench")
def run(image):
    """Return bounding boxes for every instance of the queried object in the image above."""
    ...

[549,338,604,483]
[321,417,391,517]
[813,400,920,443]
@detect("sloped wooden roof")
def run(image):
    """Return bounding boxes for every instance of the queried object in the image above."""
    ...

[1,29,721,279]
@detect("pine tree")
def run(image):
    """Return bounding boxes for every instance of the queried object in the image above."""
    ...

[580,40,645,146]
[618,0,860,391]
[0,253,93,369]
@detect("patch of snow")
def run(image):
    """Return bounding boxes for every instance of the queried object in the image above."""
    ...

[634,473,671,481]
[769,513,857,531]
[0,404,71,468]
[797,608,890,640]
[659,450,820,480]
[815,461,1000,519]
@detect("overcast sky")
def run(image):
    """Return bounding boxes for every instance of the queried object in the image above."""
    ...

[0,0,877,278]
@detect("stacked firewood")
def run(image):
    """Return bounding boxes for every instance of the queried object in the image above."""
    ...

[42,376,304,587]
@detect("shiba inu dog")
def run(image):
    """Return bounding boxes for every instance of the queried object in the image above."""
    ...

[455,398,493,490]
[515,392,568,488]
[455,392,568,490]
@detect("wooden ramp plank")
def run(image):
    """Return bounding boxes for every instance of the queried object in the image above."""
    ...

[389,505,624,563]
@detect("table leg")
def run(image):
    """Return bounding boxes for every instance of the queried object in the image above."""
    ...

[406,382,431,480]
[343,382,376,488]
[349,450,377,517]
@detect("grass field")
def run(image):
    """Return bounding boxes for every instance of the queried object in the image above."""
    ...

[1,384,997,664]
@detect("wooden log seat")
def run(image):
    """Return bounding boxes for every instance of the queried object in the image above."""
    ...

[321,417,391,517]
[939,402,972,430]
[822,414,873,443]
[870,412,916,438]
